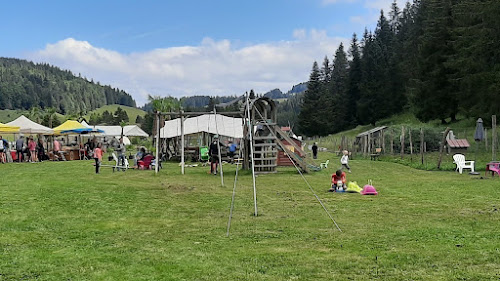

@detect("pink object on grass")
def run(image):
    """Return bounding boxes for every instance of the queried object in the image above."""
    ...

[361,185,378,195]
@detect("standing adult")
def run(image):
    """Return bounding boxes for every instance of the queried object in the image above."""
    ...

[93,143,103,174]
[312,142,318,159]
[37,137,46,162]
[0,135,7,164]
[28,136,37,162]
[16,135,24,162]
[117,137,126,169]
[209,135,221,175]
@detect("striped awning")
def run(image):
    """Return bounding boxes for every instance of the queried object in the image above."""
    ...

[447,139,470,148]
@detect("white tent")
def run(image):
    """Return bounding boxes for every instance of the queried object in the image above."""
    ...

[114,135,131,145]
[82,124,149,137]
[159,114,243,139]
[81,120,91,128]
[123,125,149,137]
[6,115,54,135]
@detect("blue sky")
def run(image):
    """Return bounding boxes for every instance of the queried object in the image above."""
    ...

[2,0,406,105]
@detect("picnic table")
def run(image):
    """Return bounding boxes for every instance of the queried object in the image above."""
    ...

[485,162,500,177]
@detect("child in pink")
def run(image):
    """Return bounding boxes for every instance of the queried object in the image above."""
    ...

[28,137,37,162]
[93,143,103,174]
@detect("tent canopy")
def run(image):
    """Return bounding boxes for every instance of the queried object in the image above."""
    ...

[160,114,243,139]
[0,122,20,133]
[90,124,149,137]
[53,120,86,134]
[60,128,104,134]
[6,115,53,135]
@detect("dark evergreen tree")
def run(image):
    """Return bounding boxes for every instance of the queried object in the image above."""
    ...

[451,0,500,119]
[113,107,129,125]
[101,110,113,125]
[298,62,324,136]
[328,43,350,133]
[346,33,362,126]
[411,0,458,123]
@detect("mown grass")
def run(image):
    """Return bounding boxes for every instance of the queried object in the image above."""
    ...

[0,153,499,280]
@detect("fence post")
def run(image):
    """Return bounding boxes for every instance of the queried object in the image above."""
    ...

[391,129,394,155]
[492,115,497,161]
[409,128,413,157]
[400,126,405,160]
[485,128,488,151]
[420,128,424,165]
[437,127,451,169]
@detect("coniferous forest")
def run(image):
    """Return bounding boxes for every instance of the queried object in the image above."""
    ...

[0,57,136,114]
[298,0,500,136]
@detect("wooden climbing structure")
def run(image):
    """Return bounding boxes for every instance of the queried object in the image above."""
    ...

[243,96,315,174]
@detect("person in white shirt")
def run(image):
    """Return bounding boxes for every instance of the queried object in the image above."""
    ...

[340,150,351,173]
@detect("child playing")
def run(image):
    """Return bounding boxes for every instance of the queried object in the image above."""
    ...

[341,150,351,173]
[329,169,347,192]
[93,143,103,174]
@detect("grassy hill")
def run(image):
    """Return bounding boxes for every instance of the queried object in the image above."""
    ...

[316,113,482,144]
[85,105,147,125]
[1,104,145,126]
[0,109,24,123]
[0,57,136,112]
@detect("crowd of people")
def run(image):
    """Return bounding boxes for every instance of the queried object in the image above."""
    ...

[0,134,50,163]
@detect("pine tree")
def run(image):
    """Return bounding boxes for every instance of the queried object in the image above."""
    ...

[346,33,362,126]
[389,0,401,34]
[411,0,458,123]
[451,0,500,119]
[298,62,324,136]
[329,43,350,133]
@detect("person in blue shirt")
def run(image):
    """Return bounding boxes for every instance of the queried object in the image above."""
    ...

[228,141,237,159]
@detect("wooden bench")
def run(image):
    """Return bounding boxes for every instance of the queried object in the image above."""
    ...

[370,148,382,161]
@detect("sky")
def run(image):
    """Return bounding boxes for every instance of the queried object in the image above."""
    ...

[1,0,407,105]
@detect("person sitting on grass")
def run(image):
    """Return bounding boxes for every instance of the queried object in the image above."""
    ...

[329,169,347,192]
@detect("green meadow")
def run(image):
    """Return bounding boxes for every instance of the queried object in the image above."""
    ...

[0,153,499,280]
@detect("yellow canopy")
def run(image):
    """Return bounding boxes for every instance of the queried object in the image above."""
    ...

[53,120,86,135]
[0,122,20,133]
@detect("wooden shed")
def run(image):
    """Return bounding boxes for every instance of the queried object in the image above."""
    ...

[355,126,388,154]
[446,139,470,154]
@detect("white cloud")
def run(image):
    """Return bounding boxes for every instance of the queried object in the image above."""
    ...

[364,0,407,11]
[28,34,347,105]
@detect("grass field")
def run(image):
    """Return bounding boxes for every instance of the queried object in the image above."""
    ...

[0,153,499,280]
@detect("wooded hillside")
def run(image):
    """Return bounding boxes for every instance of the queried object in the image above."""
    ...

[0,57,136,114]
[298,0,500,136]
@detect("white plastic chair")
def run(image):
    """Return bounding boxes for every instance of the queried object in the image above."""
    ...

[112,152,129,171]
[320,159,329,169]
[453,154,474,174]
